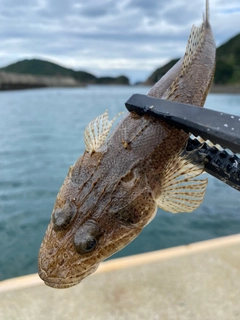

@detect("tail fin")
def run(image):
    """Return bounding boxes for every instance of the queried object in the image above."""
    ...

[148,0,215,107]
[175,0,210,81]
[205,0,210,26]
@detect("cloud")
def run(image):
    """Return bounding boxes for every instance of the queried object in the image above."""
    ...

[0,0,240,83]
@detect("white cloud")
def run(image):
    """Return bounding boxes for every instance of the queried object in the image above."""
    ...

[0,0,239,82]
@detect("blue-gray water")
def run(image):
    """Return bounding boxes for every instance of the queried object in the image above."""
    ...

[0,85,240,281]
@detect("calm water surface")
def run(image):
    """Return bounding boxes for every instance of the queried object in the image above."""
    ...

[0,86,240,281]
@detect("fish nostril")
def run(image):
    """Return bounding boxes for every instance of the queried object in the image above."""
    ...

[58,259,65,266]
[52,201,76,231]
[49,248,54,255]
[121,170,134,183]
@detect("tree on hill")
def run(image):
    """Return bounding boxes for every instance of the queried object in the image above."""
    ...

[144,59,179,85]
[74,71,96,83]
[96,75,129,85]
[0,59,97,83]
[214,33,240,84]
[1,59,74,77]
[0,59,130,85]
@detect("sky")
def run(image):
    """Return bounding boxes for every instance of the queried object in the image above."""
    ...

[0,0,240,83]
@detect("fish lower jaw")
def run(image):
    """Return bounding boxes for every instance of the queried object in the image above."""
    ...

[38,269,81,289]
[44,279,80,289]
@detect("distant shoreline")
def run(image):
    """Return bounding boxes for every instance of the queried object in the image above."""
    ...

[0,71,83,91]
[1,84,240,94]
[0,70,239,94]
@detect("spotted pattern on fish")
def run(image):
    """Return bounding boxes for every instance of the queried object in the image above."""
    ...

[38,0,216,289]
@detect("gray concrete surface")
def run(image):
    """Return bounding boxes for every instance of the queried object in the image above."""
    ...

[1,235,240,320]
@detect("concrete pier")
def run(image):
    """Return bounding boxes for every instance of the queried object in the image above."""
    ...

[0,71,81,90]
[1,234,240,320]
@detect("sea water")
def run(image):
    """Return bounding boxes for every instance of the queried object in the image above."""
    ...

[0,85,240,281]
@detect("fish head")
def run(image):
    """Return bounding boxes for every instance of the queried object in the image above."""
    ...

[38,152,157,288]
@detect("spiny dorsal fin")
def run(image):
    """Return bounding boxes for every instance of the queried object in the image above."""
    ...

[162,0,209,100]
[156,155,207,213]
[84,110,122,153]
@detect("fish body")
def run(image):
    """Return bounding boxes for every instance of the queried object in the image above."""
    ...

[38,0,216,288]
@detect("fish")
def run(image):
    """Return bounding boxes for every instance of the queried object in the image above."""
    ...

[38,0,216,289]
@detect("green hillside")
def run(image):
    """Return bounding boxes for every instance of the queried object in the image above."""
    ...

[145,33,240,85]
[215,33,240,84]
[0,59,129,85]
[145,59,179,85]
[97,75,129,85]
[1,59,73,76]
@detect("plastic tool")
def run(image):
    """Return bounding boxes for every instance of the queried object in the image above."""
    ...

[125,94,240,192]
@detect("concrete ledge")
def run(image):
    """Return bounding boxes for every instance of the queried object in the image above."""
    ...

[1,234,240,319]
[1,234,240,293]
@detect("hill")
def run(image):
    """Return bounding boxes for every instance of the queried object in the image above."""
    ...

[0,59,129,85]
[214,33,240,84]
[145,33,240,86]
[144,59,179,85]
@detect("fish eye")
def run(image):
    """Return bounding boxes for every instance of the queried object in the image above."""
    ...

[52,202,76,231]
[74,221,100,254]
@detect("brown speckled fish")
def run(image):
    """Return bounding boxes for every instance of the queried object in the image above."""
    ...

[38,0,216,288]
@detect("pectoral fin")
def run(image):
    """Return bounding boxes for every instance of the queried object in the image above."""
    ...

[156,155,207,213]
[84,110,122,153]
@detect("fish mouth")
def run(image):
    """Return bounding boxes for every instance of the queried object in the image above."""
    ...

[44,279,80,289]
[38,269,82,289]
[38,263,100,289]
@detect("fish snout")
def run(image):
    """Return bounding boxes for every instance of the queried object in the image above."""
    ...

[38,247,100,288]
